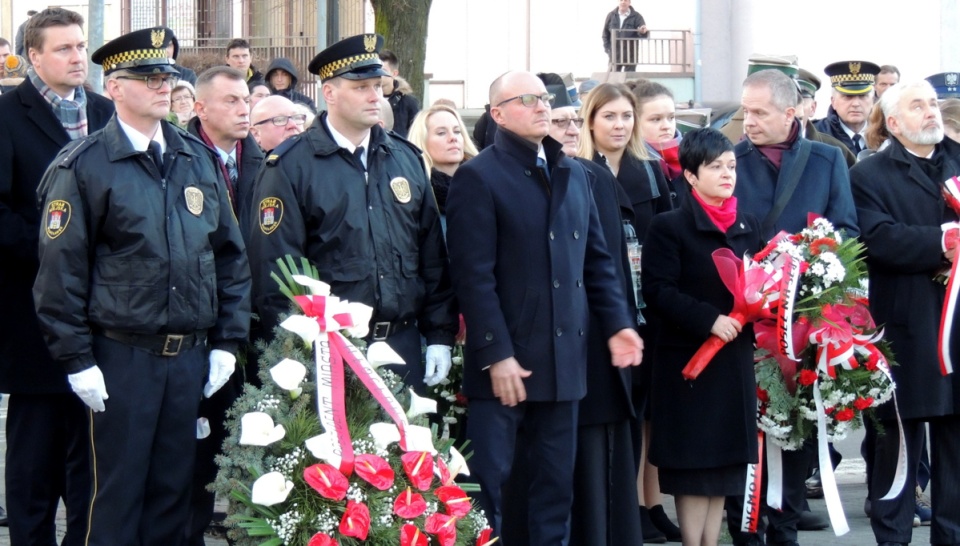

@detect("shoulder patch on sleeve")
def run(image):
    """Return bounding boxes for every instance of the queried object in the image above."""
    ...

[259,197,284,234]
[57,136,97,168]
[265,135,301,166]
[44,199,72,239]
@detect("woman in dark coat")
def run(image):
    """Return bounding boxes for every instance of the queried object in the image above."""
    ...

[642,129,763,546]
[578,81,679,542]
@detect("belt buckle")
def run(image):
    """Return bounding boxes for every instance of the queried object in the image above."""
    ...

[162,334,184,356]
[372,321,391,341]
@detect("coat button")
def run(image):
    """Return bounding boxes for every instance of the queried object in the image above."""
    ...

[556,328,563,336]
[524,169,532,176]
[549,231,555,240]
[579,329,584,336]
[573,230,580,239]
[553,279,560,288]
[485,332,493,341]
[577,279,582,287]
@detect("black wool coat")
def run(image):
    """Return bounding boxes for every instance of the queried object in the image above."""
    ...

[642,195,763,469]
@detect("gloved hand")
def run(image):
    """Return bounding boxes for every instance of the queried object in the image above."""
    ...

[204,349,236,398]
[424,345,453,387]
[68,366,109,412]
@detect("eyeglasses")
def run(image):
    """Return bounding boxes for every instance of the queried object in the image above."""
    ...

[253,114,308,127]
[550,117,584,129]
[497,93,555,108]
[117,74,179,90]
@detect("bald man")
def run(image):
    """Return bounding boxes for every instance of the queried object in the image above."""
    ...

[250,95,306,152]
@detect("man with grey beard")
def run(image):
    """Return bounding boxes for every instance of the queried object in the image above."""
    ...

[850,80,960,546]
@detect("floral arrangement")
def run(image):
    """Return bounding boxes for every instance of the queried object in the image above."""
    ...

[212,258,492,546]
[427,316,468,441]
[750,217,896,450]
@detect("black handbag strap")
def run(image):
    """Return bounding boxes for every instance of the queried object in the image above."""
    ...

[762,138,812,235]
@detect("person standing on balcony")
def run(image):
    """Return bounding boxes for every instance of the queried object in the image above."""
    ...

[602,0,648,73]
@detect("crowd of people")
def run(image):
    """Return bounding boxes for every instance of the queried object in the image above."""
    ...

[1,4,960,546]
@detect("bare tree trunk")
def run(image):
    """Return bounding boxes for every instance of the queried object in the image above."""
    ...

[370,0,432,102]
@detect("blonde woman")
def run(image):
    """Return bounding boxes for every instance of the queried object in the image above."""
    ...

[408,104,478,223]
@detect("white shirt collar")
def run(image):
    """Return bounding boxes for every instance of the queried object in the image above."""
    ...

[325,117,371,167]
[214,145,237,165]
[839,120,867,141]
[116,117,166,154]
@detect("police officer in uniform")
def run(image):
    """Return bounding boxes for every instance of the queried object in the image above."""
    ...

[32,27,251,546]
[814,60,881,155]
[247,33,457,392]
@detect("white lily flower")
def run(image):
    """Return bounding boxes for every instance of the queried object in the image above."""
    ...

[251,471,294,506]
[280,315,320,344]
[369,422,401,450]
[305,432,342,467]
[406,388,438,418]
[270,358,307,392]
[342,301,373,338]
[404,424,437,454]
[239,412,286,446]
[292,275,331,296]
[366,341,406,368]
[447,445,470,478]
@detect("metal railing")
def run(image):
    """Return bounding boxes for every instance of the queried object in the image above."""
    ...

[609,29,693,75]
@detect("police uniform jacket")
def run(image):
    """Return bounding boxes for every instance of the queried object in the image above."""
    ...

[446,129,636,402]
[247,112,457,345]
[0,79,114,393]
[850,137,960,420]
[734,127,859,239]
[33,116,252,374]
[813,106,860,155]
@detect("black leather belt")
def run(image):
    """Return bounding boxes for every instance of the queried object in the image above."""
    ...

[101,329,207,356]
[369,319,413,341]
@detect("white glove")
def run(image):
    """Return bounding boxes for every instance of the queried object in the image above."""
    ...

[68,366,109,412]
[204,349,236,398]
[424,345,453,387]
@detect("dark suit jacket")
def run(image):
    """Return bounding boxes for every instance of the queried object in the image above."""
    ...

[446,129,635,401]
[850,137,960,420]
[0,79,114,393]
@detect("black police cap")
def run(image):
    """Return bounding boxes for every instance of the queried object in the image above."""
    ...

[92,27,180,76]
[823,60,880,95]
[308,33,388,82]
[926,72,960,100]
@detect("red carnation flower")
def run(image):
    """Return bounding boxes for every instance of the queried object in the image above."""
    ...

[303,463,349,501]
[339,501,371,540]
[854,396,874,410]
[835,408,855,422]
[756,387,769,403]
[809,237,838,255]
[435,485,472,517]
[354,453,395,490]
[307,532,338,546]
[425,512,458,546]
[798,369,818,386]
[394,487,428,519]
[402,451,435,491]
[824,406,835,414]
[401,524,428,546]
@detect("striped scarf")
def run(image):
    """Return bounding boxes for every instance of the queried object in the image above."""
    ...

[29,67,88,140]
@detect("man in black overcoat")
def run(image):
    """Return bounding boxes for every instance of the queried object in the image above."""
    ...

[0,8,113,544]
[850,79,960,546]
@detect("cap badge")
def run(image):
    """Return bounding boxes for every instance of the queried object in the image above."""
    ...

[849,62,861,75]
[364,34,377,53]
[184,187,204,216]
[390,177,412,204]
[948,73,959,87]
[151,28,165,49]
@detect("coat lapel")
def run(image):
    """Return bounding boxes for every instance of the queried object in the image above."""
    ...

[19,81,69,148]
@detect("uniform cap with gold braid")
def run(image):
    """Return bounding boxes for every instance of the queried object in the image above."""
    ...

[92,27,180,76]
[823,60,880,95]
[308,33,388,82]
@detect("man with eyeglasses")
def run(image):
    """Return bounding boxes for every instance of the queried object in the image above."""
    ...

[250,94,306,153]
[0,6,114,542]
[33,27,251,545]
[248,34,457,393]
[445,70,643,545]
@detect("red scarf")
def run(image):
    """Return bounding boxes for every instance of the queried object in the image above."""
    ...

[649,137,682,179]
[755,119,800,170]
[692,190,738,233]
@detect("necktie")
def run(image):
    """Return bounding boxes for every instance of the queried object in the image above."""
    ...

[852,134,863,155]
[148,141,163,172]
[353,146,366,172]
[536,156,550,182]
[225,155,239,185]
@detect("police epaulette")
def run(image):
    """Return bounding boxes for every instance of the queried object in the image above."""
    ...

[57,135,98,168]
[265,135,302,166]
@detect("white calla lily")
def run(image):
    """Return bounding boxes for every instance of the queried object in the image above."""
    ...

[342,301,373,338]
[250,471,294,506]
[280,315,320,344]
[406,388,438,418]
[369,422,401,451]
[292,275,331,296]
[239,412,286,446]
[447,445,470,478]
[404,424,437,454]
[366,342,406,368]
[305,432,342,467]
[270,358,307,391]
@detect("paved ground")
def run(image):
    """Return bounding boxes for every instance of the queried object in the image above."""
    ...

[0,398,931,545]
